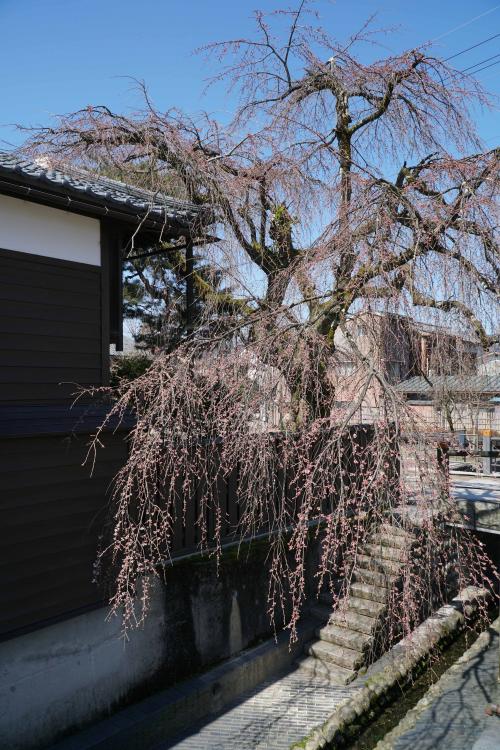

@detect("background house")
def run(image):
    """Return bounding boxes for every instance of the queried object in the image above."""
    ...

[332,312,486,424]
[242,312,490,431]
[396,374,500,473]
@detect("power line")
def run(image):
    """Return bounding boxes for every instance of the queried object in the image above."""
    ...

[466,57,500,75]
[431,4,500,43]
[460,51,500,73]
[443,32,500,61]
[442,54,500,81]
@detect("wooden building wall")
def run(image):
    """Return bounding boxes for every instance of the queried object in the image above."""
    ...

[0,248,105,404]
[0,431,128,639]
[0,242,126,640]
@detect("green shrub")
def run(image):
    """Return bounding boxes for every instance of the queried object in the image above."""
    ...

[110,353,152,385]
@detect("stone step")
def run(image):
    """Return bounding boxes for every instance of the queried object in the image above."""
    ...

[347,595,385,618]
[380,521,408,536]
[295,656,357,685]
[380,522,415,540]
[362,543,406,562]
[306,640,364,671]
[316,623,371,653]
[372,532,412,550]
[330,608,377,635]
[309,603,333,623]
[357,554,402,575]
[350,581,388,604]
[353,567,396,587]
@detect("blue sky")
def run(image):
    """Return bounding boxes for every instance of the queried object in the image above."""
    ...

[0,0,499,149]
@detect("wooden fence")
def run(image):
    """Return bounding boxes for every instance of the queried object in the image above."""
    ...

[1,420,376,640]
[163,424,378,559]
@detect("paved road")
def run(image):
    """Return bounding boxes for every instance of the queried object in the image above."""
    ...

[155,670,359,750]
[451,474,500,504]
[378,623,499,750]
[451,473,500,534]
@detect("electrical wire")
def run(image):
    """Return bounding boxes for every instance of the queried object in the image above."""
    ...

[443,32,500,61]
[442,56,500,81]
[431,5,500,42]
[465,57,500,75]
[460,51,500,73]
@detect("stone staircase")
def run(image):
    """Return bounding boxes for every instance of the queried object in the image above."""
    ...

[400,440,447,503]
[296,521,415,685]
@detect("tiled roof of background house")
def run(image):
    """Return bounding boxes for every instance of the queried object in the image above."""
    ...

[0,151,207,231]
[396,374,500,395]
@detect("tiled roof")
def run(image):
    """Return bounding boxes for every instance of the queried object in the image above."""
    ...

[0,151,207,230]
[396,374,500,394]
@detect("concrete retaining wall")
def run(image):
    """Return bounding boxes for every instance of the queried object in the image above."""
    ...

[0,537,320,750]
[0,582,167,750]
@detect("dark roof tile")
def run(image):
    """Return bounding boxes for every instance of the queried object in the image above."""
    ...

[396,374,500,394]
[0,152,208,231]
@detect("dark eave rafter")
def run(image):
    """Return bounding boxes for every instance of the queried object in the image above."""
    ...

[126,234,221,261]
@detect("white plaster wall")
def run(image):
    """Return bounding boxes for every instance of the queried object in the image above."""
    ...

[0,584,167,750]
[0,193,100,266]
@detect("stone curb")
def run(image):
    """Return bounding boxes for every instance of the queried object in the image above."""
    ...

[373,617,499,750]
[291,588,488,750]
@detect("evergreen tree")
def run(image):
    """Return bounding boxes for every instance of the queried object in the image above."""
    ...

[97,161,224,353]
[124,249,224,352]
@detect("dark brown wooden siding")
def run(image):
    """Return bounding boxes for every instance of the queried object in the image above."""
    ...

[0,431,128,639]
[0,249,103,404]
[0,245,123,639]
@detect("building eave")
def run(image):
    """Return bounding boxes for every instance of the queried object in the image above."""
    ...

[0,153,212,240]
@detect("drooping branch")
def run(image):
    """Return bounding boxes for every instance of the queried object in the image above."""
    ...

[410,288,499,349]
[20,4,499,639]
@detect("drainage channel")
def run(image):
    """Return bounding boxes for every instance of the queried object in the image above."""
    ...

[346,617,491,750]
